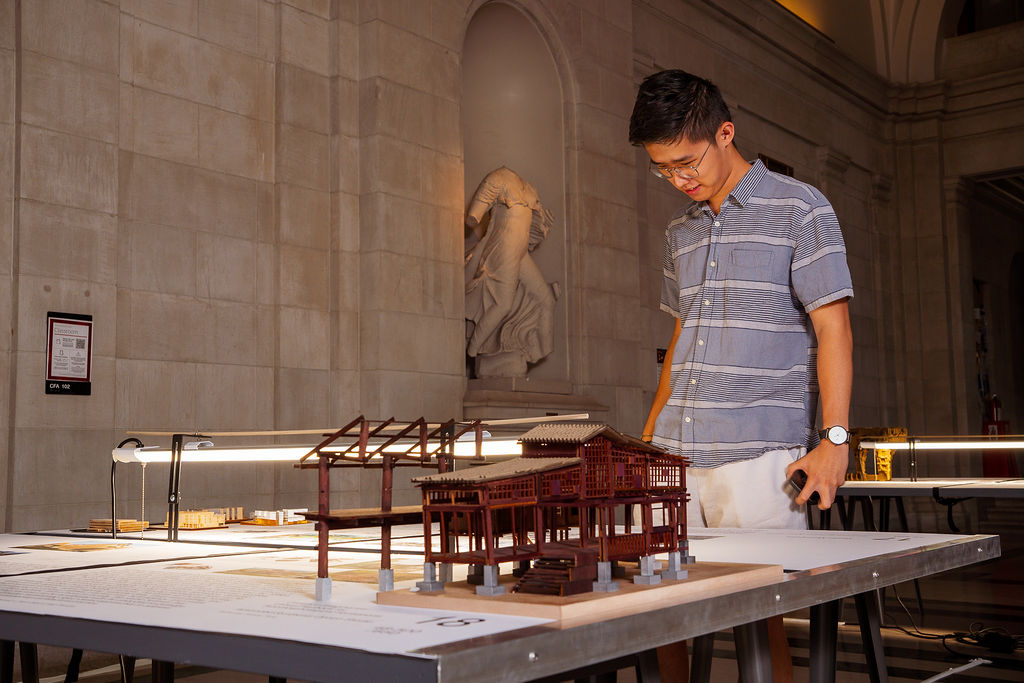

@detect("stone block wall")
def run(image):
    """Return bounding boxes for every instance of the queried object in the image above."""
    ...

[0,0,15,532]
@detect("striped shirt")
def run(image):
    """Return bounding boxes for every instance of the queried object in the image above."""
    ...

[652,160,853,468]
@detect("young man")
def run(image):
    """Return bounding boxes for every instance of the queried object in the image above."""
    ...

[630,68,853,680]
[632,69,853,523]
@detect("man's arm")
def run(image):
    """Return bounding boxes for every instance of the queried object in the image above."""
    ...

[642,317,681,442]
[786,299,853,509]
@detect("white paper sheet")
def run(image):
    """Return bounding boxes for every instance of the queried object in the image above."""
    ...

[0,535,269,576]
[0,549,546,655]
[53,522,433,549]
[687,527,969,571]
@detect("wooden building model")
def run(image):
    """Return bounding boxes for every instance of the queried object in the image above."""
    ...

[413,423,691,596]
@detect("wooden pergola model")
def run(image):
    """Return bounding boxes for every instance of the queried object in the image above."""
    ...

[296,415,485,599]
[413,423,691,596]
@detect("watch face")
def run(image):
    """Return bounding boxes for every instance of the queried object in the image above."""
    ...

[827,426,848,444]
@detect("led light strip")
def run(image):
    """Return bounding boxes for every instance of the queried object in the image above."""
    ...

[113,438,525,463]
[859,439,1024,451]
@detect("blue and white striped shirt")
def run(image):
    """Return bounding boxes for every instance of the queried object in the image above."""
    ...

[653,160,854,468]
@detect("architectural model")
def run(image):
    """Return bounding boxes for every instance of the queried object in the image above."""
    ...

[247,508,308,525]
[166,510,227,529]
[88,519,149,533]
[412,423,691,596]
[298,415,482,600]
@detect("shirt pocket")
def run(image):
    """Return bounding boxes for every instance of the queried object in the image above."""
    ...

[730,248,774,270]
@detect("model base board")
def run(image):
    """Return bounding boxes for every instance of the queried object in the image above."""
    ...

[376,561,782,621]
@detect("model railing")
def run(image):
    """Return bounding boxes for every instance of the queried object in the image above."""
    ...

[540,467,581,497]
[425,488,482,506]
[649,459,684,489]
[611,451,647,491]
[602,532,644,558]
[602,527,678,559]
[487,475,537,505]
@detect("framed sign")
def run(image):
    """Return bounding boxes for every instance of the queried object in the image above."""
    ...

[45,312,93,395]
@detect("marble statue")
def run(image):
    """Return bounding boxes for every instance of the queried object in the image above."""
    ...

[464,167,559,378]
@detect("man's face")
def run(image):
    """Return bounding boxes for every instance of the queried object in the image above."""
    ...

[643,123,731,205]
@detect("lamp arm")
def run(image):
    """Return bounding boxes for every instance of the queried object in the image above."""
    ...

[111,438,145,539]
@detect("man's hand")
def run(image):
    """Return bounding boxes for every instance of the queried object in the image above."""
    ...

[786,442,849,509]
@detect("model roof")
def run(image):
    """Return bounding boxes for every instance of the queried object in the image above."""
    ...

[413,456,580,485]
[520,422,667,454]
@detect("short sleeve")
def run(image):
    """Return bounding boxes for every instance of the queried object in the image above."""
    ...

[660,227,681,318]
[790,194,854,312]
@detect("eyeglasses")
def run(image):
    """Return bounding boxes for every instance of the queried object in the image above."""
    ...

[649,141,712,180]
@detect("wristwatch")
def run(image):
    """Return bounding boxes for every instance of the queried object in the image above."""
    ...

[818,425,850,446]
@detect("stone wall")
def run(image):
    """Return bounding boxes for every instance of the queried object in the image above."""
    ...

[0,0,14,532]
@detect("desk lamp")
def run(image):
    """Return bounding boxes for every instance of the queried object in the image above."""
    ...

[110,423,535,541]
[857,434,1024,481]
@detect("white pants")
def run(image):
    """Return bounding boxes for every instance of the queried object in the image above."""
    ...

[686,447,807,530]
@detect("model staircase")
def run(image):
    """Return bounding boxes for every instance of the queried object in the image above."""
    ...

[512,555,597,596]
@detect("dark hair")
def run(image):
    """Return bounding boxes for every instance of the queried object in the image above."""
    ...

[628,69,732,146]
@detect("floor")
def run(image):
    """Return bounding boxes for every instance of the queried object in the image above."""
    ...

[23,502,1024,682]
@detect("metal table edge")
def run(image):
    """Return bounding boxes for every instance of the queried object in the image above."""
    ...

[423,534,1000,683]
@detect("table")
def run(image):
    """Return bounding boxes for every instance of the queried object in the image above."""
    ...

[836,478,1024,532]
[0,528,1000,683]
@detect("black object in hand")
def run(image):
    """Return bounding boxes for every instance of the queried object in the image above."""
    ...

[789,469,820,506]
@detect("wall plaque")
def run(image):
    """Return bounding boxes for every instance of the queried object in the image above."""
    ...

[45,312,92,395]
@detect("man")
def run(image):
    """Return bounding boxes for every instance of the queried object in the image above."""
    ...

[630,69,853,678]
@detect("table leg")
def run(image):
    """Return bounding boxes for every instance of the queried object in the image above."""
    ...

[879,498,891,532]
[931,492,963,533]
[690,634,714,683]
[119,655,135,683]
[151,660,174,683]
[894,497,926,623]
[836,498,851,530]
[634,648,661,683]
[733,621,772,683]
[859,497,877,531]
[19,643,38,683]
[854,592,889,683]
[66,648,83,681]
[1,641,13,683]
[809,601,839,683]
[894,496,909,531]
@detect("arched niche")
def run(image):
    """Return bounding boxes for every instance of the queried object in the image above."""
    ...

[462,1,569,387]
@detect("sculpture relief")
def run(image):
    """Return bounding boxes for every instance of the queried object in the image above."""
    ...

[465,167,559,378]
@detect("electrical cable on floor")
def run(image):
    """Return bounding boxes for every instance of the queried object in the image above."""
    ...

[883,585,946,640]
[950,623,1024,654]
[881,583,1024,658]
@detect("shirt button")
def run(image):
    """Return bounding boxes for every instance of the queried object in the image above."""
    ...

[709,261,716,267]
[690,379,696,385]
[714,221,720,227]
[704,299,711,306]
[684,417,692,423]
[697,339,704,346]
